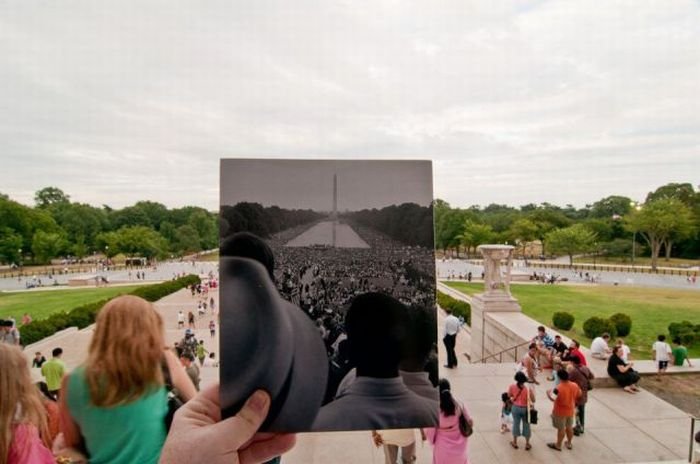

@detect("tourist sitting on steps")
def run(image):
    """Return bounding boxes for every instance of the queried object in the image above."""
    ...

[607,345,640,394]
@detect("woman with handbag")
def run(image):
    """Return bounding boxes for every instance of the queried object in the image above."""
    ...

[424,379,473,464]
[58,295,196,464]
[508,371,536,450]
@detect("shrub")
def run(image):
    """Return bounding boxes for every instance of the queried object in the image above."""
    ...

[552,312,575,330]
[668,320,700,347]
[20,275,200,346]
[583,316,617,339]
[437,291,471,325]
[609,313,632,337]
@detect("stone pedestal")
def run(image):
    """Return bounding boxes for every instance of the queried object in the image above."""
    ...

[470,291,522,362]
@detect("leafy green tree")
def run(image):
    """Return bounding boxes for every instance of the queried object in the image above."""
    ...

[95,231,120,257]
[32,231,67,264]
[188,210,218,250]
[646,182,695,205]
[508,218,538,263]
[588,195,633,219]
[0,228,23,264]
[457,221,494,257]
[174,225,202,254]
[111,226,168,259]
[625,198,695,270]
[34,187,70,208]
[435,208,475,256]
[527,206,571,256]
[546,224,597,266]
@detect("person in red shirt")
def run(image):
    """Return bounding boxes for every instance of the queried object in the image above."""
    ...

[546,369,581,451]
[566,340,587,366]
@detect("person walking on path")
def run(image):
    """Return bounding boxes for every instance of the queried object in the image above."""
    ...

[652,335,672,379]
[196,340,208,366]
[425,379,472,464]
[177,310,185,329]
[672,337,693,367]
[508,371,535,450]
[566,356,593,436]
[443,308,461,369]
[41,347,65,400]
[546,369,581,451]
[187,311,196,329]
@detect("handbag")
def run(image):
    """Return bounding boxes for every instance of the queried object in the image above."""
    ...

[526,386,538,425]
[458,403,473,437]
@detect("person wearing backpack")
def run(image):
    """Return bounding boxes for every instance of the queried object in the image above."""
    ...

[566,355,594,436]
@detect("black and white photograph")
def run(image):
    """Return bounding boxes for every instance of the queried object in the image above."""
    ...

[219,159,438,432]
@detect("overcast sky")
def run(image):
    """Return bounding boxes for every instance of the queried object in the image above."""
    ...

[221,159,432,210]
[1,1,699,211]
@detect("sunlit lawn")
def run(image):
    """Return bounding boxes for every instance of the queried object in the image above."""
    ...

[443,281,700,360]
[0,285,148,323]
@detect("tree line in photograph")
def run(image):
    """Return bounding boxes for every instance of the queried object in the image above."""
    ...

[344,203,434,248]
[220,202,325,239]
[0,187,218,264]
[434,182,700,271]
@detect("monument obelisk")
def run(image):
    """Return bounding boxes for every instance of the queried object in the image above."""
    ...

[332,173,337,247]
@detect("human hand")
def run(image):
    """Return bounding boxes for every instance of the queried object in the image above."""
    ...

[159,384,296,464]
[371,431,384,447]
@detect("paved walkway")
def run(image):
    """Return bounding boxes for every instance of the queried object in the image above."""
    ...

[437,259,700,291]
[24,275,698,463]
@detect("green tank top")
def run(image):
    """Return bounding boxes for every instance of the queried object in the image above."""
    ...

[67,367,168,464]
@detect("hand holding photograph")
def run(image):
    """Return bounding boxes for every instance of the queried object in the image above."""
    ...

[219,159,438,432]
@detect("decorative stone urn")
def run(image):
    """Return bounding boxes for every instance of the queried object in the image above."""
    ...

[469,244,522,362]
[477,244,514,296]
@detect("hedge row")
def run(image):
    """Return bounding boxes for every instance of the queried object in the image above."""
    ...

[437,291,471,325]
[668,321,700,347]
[582,312,633,339]
[21,275,200,346]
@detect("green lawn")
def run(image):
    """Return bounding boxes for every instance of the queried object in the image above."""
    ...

[443,281,700,360]
[0,285,149,323]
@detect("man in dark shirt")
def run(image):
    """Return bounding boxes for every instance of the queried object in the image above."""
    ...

[552,335,568,357]
[32,351,47,368]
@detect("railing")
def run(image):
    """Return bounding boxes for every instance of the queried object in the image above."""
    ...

[471,339,532,364]
[689,415,698,463]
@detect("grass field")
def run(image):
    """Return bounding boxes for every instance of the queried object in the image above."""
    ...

[0,285,149,323]
[443,281,700,360]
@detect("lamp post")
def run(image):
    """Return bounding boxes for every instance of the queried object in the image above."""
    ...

[630,202,642,265]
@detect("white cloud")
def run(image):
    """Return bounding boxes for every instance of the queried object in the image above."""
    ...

[0,1,698,210]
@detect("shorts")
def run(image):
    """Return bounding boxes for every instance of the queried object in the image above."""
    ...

[658,361,668,370]
[551,414,574,430]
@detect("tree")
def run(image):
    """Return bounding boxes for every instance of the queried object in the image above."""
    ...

[625,198,695,271]
[32,231,66,264]
[174,225,202,254]
[457,221,494,257]
[546,224,597,266]
[34,187,70,208]
[588,195,633,219]
[646,182,695,205]
[527,206,571,256]
[435,207,477,256]
[0,228,23,264]
[114,226,168,259]
[508,218,538,263]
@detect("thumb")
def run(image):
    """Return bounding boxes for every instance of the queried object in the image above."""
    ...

[212,390,271,451]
